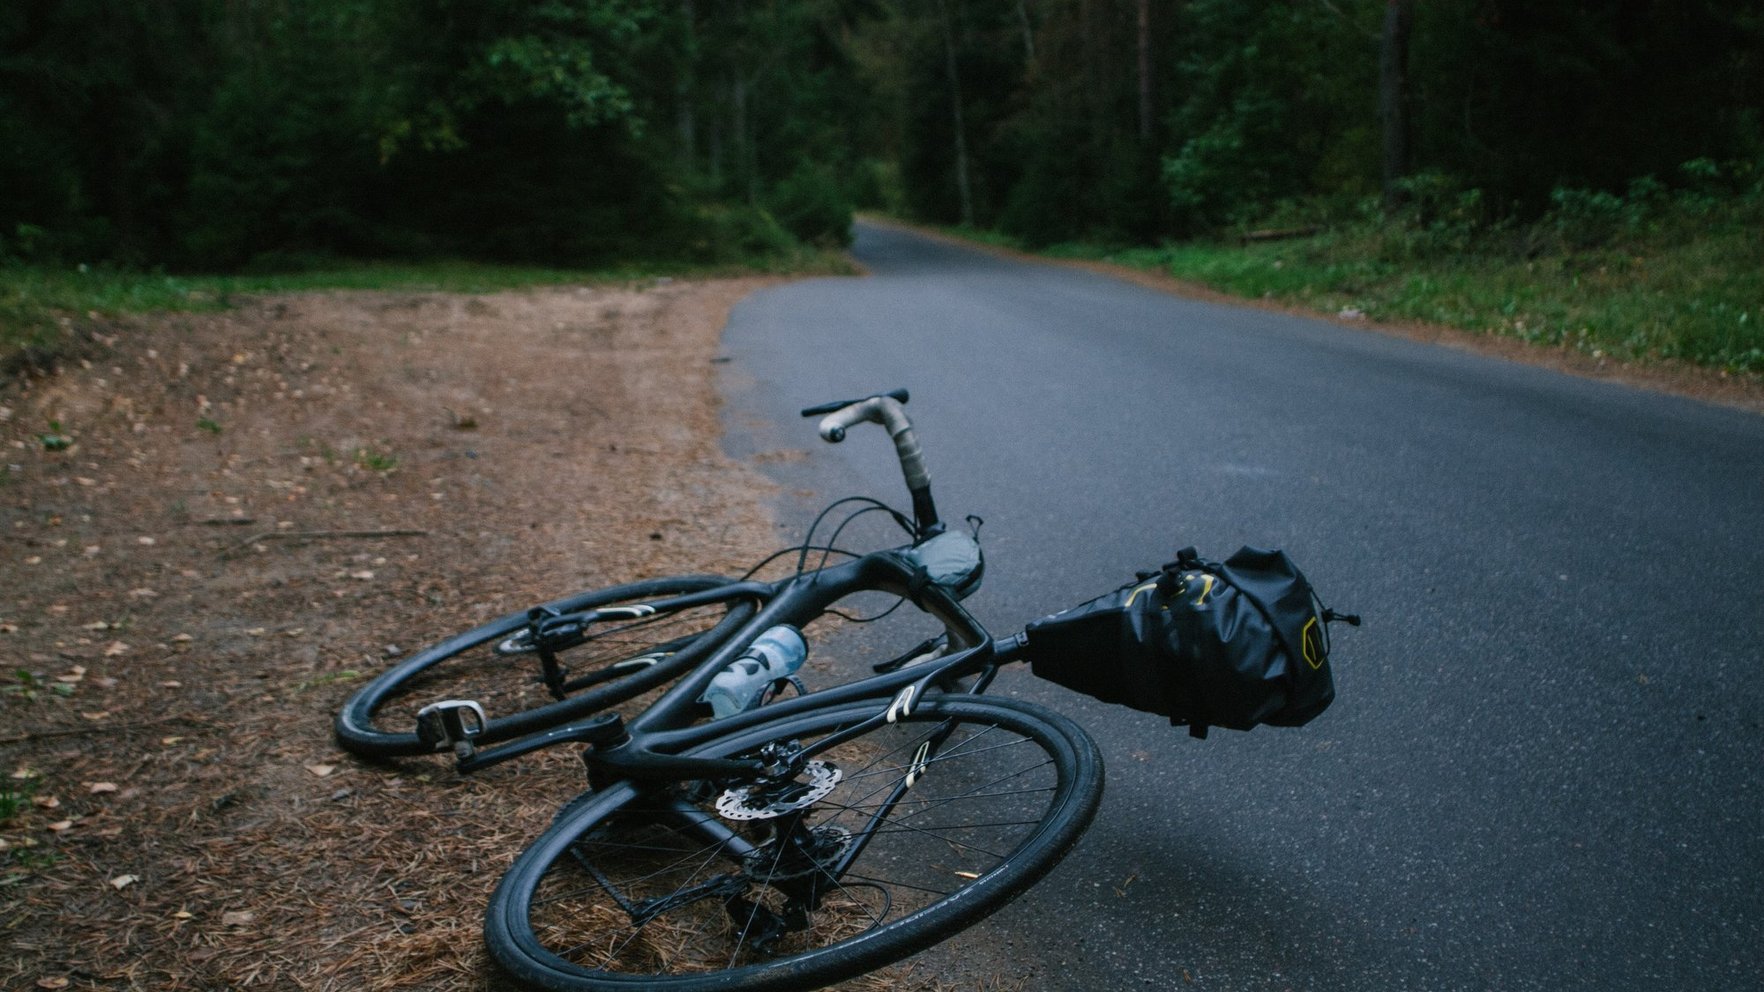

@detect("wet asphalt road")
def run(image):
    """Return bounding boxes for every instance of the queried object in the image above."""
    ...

[717,221,1764,991]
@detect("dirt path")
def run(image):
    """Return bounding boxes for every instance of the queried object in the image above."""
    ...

[0,279,814,990]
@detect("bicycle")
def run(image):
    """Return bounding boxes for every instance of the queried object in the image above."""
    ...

[337,390,1107,991]
[335,390,987,762]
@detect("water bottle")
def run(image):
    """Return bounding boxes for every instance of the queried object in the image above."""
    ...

[700,625,807,718]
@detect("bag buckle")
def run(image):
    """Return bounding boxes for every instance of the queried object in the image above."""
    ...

[416,699,487,758]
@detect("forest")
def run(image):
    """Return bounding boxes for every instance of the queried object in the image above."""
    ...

[3,1,1762,363]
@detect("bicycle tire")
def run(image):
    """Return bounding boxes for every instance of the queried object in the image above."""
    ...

[334,576,758,758]
[484,695,1104,992]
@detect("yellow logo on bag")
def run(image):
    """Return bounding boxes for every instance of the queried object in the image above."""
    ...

[1124,580,1160,607]
[1300,616,1324,669]
[1130,572,1215,610]
[1190,574,1215,605]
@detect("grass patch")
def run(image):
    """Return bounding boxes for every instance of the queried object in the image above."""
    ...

[1110,232,1762,373]
[4,668,76,702]
[352,445,398,472]
[1,249,854,374]
[1082,190,1764,375]
[921,173,1764,376]
[0,777,31,823]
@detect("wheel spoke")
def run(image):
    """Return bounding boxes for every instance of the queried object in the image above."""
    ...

[504,700,1094,987]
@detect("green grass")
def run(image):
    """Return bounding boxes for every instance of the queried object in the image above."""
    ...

[0,777,29,823]
[1067,204,1764,375]
[352,445,398,472]
[1,250,854,371]
[923,182,1764,376]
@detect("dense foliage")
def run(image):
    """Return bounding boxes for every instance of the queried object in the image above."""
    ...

[3,0,1761,269]
[1,0,864,268]
[866,0,1763,243]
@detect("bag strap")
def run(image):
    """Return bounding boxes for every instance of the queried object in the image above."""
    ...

[1154,546,1208,595]
[1153,548,1211,739]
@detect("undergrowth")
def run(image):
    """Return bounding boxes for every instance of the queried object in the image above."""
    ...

[1044,162,1764,375]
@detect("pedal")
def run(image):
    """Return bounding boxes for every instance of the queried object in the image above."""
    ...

[416,699,487,758]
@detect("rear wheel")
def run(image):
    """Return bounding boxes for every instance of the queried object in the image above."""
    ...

[334,576,757,758]
[484,695,1103,992]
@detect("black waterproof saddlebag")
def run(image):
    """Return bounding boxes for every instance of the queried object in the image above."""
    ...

[1025,547,1357,737]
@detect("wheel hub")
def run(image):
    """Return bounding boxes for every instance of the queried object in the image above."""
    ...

[741,824,853,880]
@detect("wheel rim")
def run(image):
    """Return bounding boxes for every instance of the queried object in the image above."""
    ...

[502,699,1093,989]
[342,578,744,750]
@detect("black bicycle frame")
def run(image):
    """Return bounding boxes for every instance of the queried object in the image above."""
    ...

[455,548,1026,777]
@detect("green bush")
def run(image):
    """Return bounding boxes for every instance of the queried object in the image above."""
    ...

[1380,172,1490,260]
[997,157,1082,249]
[849,158,906,215]
[682,204,797,263]
[766,163,853,248]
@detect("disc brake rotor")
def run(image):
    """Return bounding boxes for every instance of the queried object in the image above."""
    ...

[716,761,841,821]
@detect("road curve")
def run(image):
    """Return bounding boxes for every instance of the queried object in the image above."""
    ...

[718,221,1764,992]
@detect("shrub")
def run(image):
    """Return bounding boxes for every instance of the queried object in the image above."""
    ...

[682,204,797,263]
[766,164,853,248]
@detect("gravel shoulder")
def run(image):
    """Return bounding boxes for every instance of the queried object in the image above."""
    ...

[0,278,797,990]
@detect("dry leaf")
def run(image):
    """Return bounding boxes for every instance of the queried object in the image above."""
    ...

[221,910,254,926]
[37,978,71,990]
[349,570,375,581]
[305,764,336,778]
[48,820,74,833]
[109,874,138,889]
[103,641,129,657]
[32,795,60,809]
[80,711,111,721]
[88,782,119,794]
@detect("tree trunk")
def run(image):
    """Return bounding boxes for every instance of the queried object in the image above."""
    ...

[676,0,696,170]
[732,72,756,204]
[1379,0,1412,211]
[936,0,974,226]
[1137,0,1154,142]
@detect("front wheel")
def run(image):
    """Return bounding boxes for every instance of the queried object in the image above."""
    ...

[334,576,757,758]
[484,695,1104,992]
